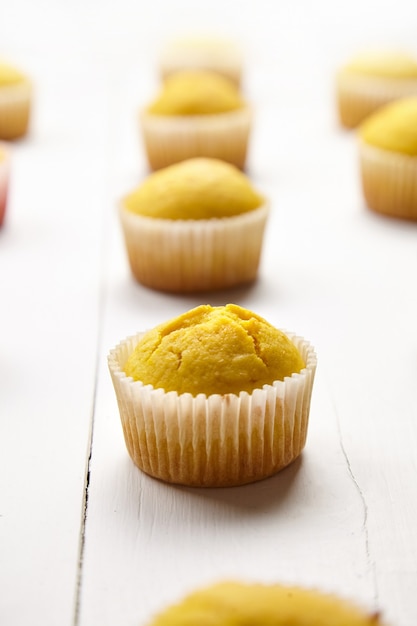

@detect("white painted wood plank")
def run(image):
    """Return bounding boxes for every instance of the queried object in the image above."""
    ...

[79,48,417,626]
[79,357,377,626]
[0,62,108,625]
[1,2,417,626]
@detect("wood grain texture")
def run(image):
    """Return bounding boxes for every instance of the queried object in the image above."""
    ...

[1,2,417,626]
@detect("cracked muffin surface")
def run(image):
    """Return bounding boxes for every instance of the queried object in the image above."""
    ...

[124,304,305,396]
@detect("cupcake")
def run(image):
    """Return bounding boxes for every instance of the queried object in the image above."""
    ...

[336,51,417,129]
[158,36,243,87]
[119,157,268,293]
[358,97,417,220]
[140,70,251,170]
[145,581,385,625]
[0,143,11,227]
[108,304,317,487]
[0,61,31,140]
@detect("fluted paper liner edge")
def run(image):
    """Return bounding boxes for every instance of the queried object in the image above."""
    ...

[336,74,417,128]
[0,80,31,140]
[359,141,417,220]
[140,106,251,170]
[108,332,317,487]
[119,202,269,293]
[0,143,11,225]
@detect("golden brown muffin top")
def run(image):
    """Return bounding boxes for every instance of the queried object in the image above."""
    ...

[0,62,26,86]
[146,581,386,626]
[123,158,264,220]
[360,97,417,155]
[124,304,305,396]
[146,70,245,115]
[341,51,417,78]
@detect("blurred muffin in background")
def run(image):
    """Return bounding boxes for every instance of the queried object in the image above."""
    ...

[336,51,417,129]
[119,157,268,292]
[358,97,417,221]
[158,35,243,87]
[0,61,31,140]
[0,143,11,227]
[140,70,251,170]
[144,581,386,625]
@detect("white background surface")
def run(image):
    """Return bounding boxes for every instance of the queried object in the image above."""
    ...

[1,1,417,625]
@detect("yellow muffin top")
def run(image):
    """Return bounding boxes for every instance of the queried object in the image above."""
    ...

[146,70,244,115]
[342,51,417,78]
[360,97,417,155]
[124,304,305,396]
[146,581,385,626]
[0,62,26,86]
[123,158,264,220]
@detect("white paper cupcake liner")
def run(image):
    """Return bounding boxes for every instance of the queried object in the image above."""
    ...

[0,80,31,140]
[108,332,317,487]
[119,202,269,293]
[140,106,251,170]
[0,143,11,226]
[359,141,417,220]
[336,73,417,128]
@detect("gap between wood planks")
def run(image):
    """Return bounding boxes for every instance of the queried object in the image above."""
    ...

[329,385,379,609]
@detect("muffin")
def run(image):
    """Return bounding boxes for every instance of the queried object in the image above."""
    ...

[0,143,11,227]
[336,51,417,129]
[108,304,317,487]
[119,157,268,293]
[0,61,31,140]
[145,581,385,625]
[140,70,251,170]
[158,36,243,87]
[358,97,417,220]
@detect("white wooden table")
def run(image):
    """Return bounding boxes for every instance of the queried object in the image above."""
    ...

[1,2,417,625]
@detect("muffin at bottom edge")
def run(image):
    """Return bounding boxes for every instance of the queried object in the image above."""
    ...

[145,581,386,625]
